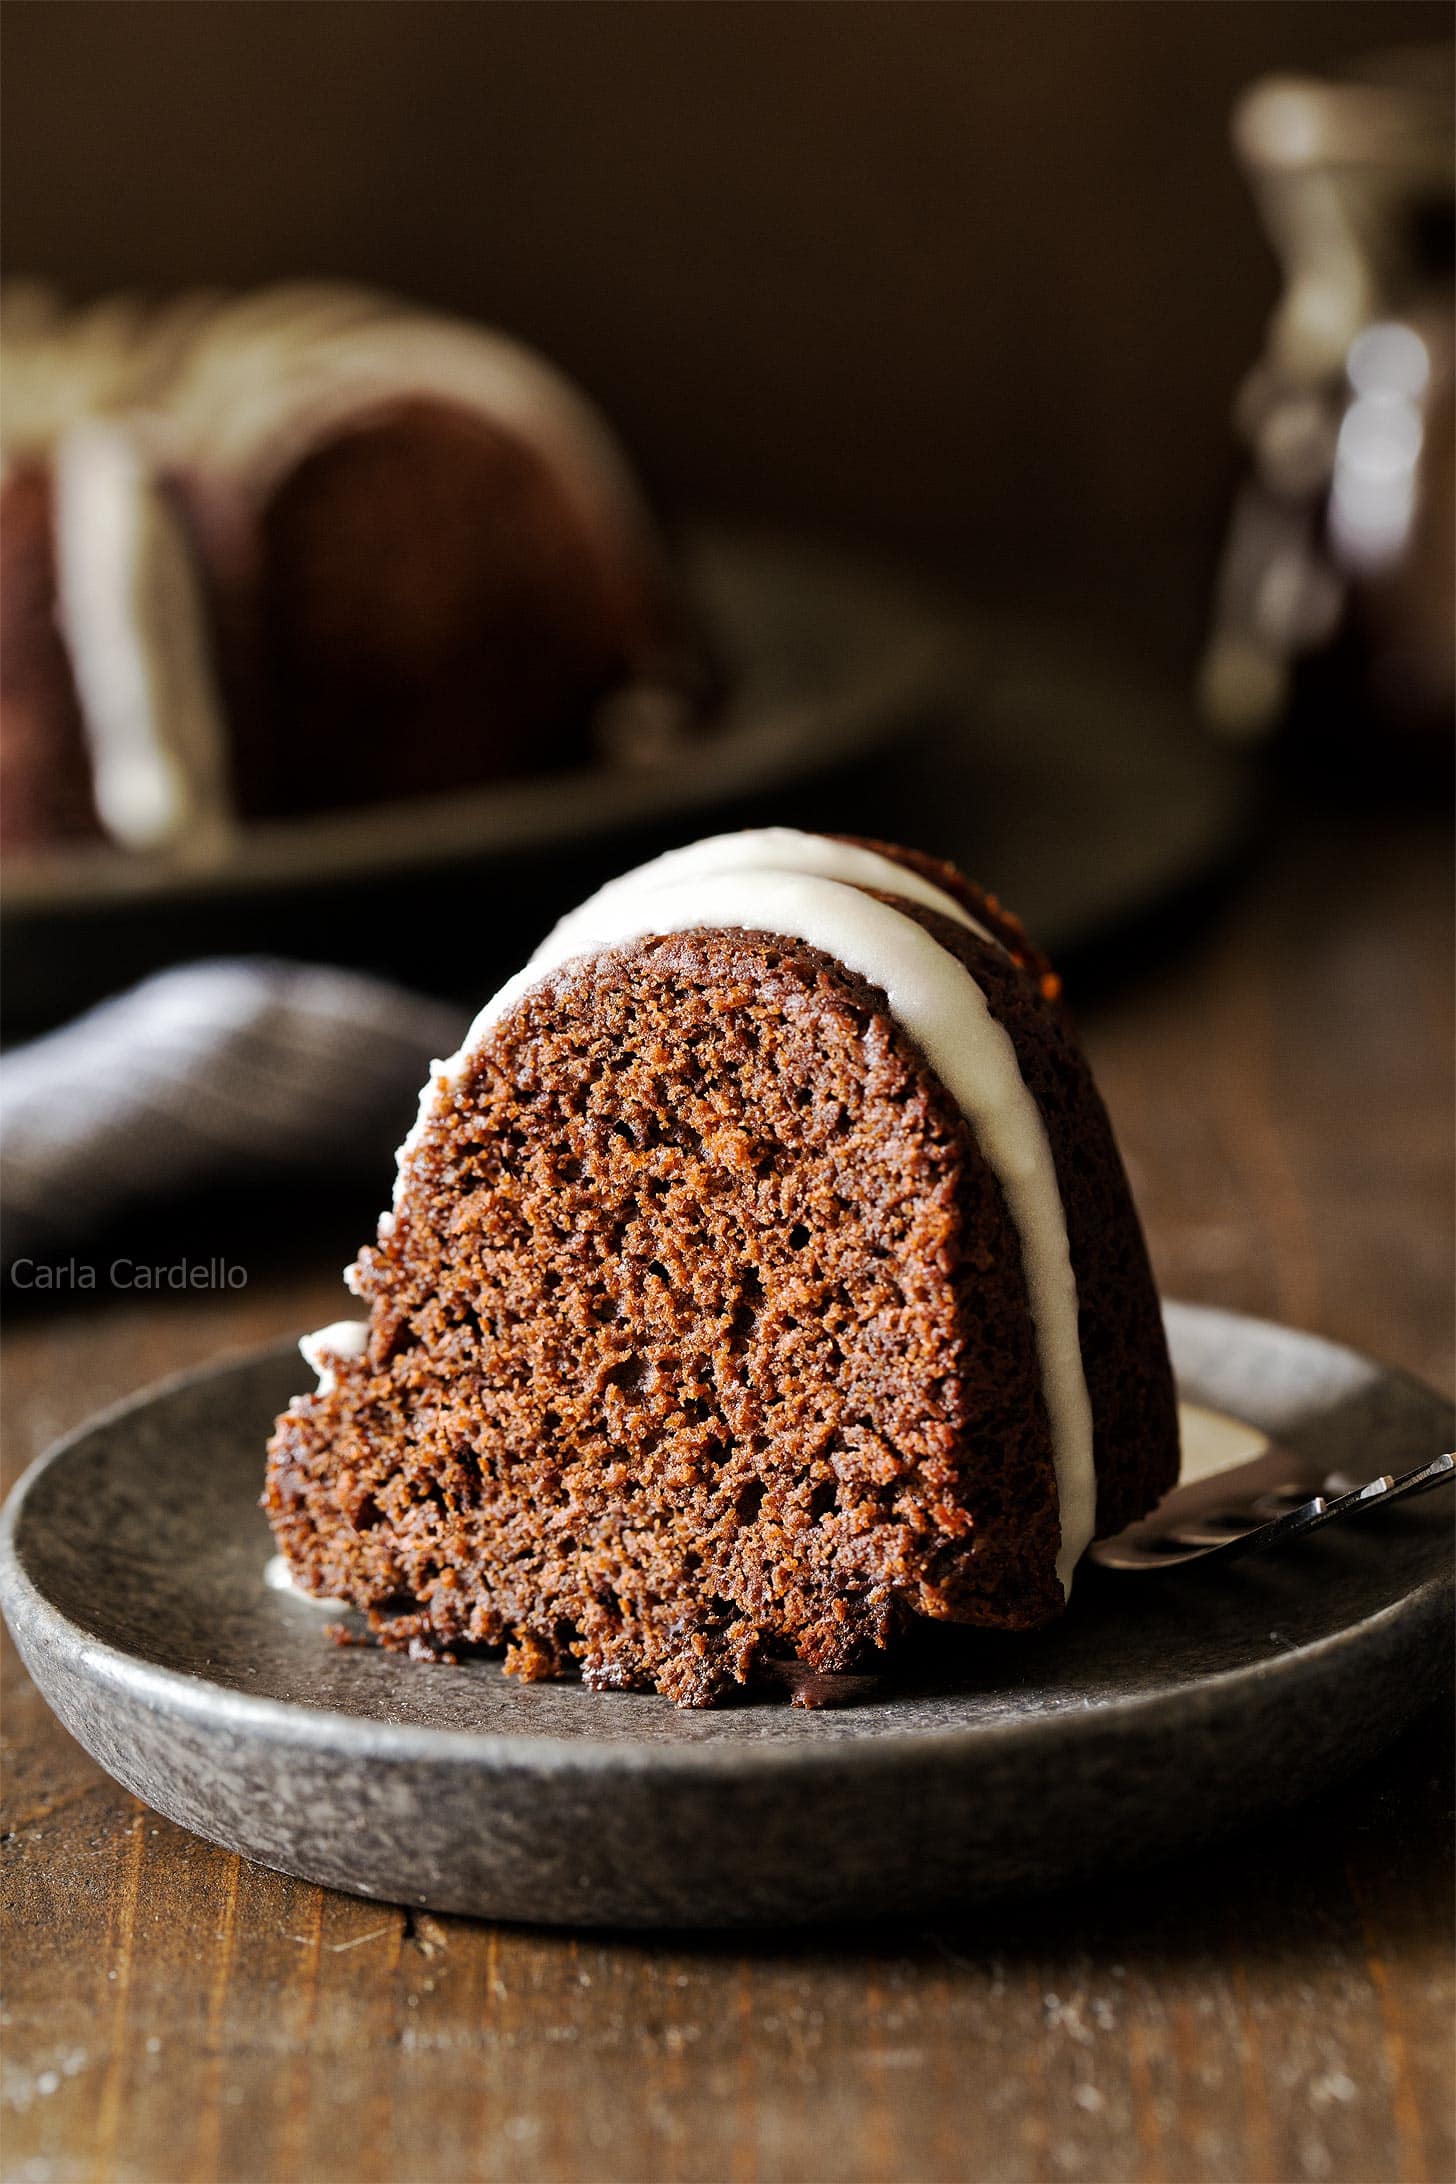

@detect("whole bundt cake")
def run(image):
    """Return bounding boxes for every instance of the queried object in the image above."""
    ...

[0,283,702,856]
[265,829,1180,1706]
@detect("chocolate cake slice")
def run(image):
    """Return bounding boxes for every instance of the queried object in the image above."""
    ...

[266,830,1179,1705]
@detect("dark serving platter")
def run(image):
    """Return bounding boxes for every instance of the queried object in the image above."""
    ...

[0,531,1256,1037]
[1,1304,1449,1929]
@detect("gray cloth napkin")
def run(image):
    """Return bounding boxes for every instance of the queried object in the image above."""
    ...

[0,960,468,1270]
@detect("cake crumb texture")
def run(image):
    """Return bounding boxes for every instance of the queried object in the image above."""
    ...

[267,865,1177,1706]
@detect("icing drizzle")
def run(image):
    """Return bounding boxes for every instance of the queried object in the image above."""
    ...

[543,828,1004,952]
[52,421,234,854]
[298,1317,369,1397]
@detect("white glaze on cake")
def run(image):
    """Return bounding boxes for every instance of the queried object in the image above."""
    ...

[6,281,670,850]
[168,295,664,618]
[52,420,234,853]
[374,833,1095,1590]
[3,284,659,576]
[299,1318,369,1398]
[542,828,1003,951]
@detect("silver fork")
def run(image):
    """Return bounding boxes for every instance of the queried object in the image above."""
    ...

[1089,1451,1455,1573]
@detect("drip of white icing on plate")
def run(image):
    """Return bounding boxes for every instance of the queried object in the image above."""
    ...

[263,1553,350,1612]
[1175,1402,1268,1484]
[367,831,1094,1592]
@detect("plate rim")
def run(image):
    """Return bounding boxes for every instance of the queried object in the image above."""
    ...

[2,1301,1451,1779]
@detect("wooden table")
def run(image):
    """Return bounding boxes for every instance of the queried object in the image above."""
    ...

[4,804,1452,2184]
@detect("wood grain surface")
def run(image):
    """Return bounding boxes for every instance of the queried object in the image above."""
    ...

[3,806,1452,2184]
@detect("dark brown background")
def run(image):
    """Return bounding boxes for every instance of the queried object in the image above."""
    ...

[4,0,1447,669]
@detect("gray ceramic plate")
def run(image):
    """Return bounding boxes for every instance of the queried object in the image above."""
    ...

[2,1304,1450,1929]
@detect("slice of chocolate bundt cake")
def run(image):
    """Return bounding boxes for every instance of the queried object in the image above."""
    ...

[266,830,1179,1705]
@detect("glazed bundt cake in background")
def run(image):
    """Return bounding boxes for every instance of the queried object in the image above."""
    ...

[266,828,1180,1707]
[0,283,705,856]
